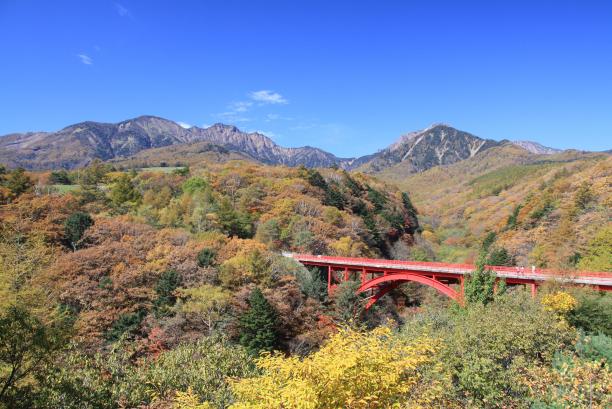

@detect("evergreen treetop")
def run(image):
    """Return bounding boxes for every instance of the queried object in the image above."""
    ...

[239,288,279,355]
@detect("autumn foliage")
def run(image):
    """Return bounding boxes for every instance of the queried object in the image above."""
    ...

[1,158,610,408]
[229,327,444,409]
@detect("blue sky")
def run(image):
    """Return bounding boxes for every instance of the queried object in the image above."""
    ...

[1,0,611,156]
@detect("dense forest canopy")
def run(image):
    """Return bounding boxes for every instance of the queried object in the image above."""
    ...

[0,159,610,408]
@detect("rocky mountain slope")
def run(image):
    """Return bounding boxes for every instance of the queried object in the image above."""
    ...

[511,140,561,155]
[350,124,502,173]
[0,116,347,170]
[1,117,563,172]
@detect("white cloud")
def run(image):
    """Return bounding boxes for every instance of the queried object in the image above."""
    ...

[249,90,288,105]
[212,91,288,125]
[178,122,192,129]
[264,113,294,122]
[216,112,251,122]
[115,3,130,17]
[77,54,93,65]
[289,123,317,131]
[230,101,253,112]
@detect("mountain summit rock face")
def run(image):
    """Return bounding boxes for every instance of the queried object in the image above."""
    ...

[0,116,347,170]
[350,124,501,173]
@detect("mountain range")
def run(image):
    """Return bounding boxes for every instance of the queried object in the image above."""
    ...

[0,115,569,172]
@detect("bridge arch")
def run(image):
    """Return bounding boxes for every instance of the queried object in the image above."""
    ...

[358,273,461,309]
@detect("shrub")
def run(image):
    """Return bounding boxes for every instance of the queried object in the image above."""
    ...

[196,248,217,268]
[404,293,575,407]
[37,337,254,409]
[573,181,593,211]
[529,198,555,224]
[105,309,146,342]
[49,170,72,185]
[182,176,208,194]
[525,352,611,408]
[567,290,612,336]
[487,247,513,266]
[575,332,612,362]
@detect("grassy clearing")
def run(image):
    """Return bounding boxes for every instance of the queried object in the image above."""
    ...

[137,166,185,173]
[46,184,80,194]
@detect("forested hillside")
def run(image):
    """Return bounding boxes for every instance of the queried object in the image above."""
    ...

[382,146,612,271]
[0,159,610,408]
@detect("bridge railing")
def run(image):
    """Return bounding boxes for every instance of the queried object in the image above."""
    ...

[287,253,611,281]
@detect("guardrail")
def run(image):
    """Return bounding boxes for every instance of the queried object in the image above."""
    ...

[285,253,612,285]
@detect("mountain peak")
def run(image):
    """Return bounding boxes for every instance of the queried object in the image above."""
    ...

[389,124,461,151]
[511,140,561,155]
[208,123,239,131]
[352,124,500,173]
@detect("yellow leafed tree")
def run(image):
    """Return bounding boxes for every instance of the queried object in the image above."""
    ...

[541,291,578,316]
[229,326,447,409]
[173,387,213,409]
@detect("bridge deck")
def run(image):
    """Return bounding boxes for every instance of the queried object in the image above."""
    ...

[286,253,612,288]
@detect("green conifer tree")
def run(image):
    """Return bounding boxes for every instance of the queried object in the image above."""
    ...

[154,270,181,317]
[64,212,94,250]
[332,280,366,326]
[109,173,141,212]
[196,248,217,268]
[464,254,498,305]
[239,288,279,355]
[401,192,420,233]
[5,167,33,198]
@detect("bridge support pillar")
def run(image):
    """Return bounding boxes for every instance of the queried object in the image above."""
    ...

[530,283,538,298]
[327,266,332,292]
[344,267,349,282]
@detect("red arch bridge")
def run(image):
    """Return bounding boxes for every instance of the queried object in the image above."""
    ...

[284,253,612,309]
